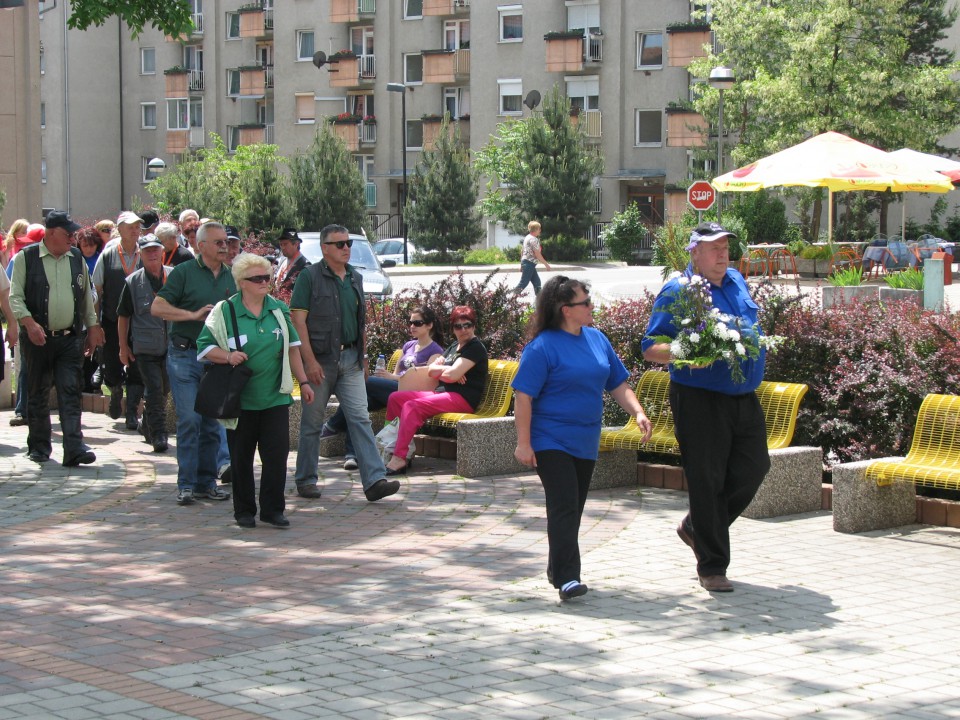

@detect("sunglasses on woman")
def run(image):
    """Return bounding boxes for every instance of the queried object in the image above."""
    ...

[243,274,272,284]
[452,322,474,330]
[323,239,353,249]
[408,319,426,327]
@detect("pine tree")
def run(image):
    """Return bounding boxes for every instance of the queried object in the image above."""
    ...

[289,124,368,233]
[405,118,484,260]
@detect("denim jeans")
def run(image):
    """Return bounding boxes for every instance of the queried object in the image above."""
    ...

[295,346,386,491]
[14,343,28,418]
[166,344,221,493]
[326,375,398,458]
[515,259,542,295]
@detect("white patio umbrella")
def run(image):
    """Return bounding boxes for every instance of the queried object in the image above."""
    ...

[888,148,960,239]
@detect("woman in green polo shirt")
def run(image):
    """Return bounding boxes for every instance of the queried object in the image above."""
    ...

[197,253,315,529]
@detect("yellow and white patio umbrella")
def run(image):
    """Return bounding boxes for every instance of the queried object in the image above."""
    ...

[712,131,955,240]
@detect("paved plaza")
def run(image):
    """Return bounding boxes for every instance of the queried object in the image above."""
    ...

[1,404,960,719]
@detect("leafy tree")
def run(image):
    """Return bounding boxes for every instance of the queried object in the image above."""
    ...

[691,0,960,237]
[67,0,193,38]
[405,118,484,260]
[729,191,788,245]
[0,187,6,227]
[234,146,297,235]
[474,85,603,239]
[288,124,368,233]
[601,203,648,263]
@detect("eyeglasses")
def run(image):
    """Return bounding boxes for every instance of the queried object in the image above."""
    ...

[408,319,426,327]
[565,297,593,308]
[205,239,227,247]
[323,239,353,249]
[452,322,474,330]
[243,274,272,284]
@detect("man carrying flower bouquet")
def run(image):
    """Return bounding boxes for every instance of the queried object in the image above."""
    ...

[642,221,771,594]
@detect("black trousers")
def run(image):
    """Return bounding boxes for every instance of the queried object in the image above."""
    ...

[21,332,87,460]
[101,318,142,390]
[535,449,596,588]
[137,352,168,440]
[669,383,770,576]
[227,404,290,521]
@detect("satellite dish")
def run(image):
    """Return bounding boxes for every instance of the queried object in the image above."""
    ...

[523,90,541,110]
[312,51,327,69]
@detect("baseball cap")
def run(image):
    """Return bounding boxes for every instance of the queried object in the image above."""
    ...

[139,209,159,227]
[686,222,737,251]
[45,211,82,234]
[138,233,163,250]
[224,225,241,242]
[117,210,143,226]
[277,228,301,243]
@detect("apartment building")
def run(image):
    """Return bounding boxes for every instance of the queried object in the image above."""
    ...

[36,1,959,243]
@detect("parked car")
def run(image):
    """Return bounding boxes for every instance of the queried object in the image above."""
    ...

[299,232,394,299]
[373,238,419,266]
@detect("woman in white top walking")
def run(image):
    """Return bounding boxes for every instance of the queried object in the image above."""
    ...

[515,221,551,296]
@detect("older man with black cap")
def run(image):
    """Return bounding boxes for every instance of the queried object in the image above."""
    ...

[224,226,242,266]
[274,228,309,296]
[641,222,769,594]
[10,211,104,465]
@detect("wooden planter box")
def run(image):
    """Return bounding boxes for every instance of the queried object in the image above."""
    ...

[545,36,584,72]
[666,111,707,147]
[332,122,359,151]
[166,130,189,154]
[165,72,188,97]
[668,30,711,67]
[239,68,266,95]
[239,10,265,38]
[329,57,360,87]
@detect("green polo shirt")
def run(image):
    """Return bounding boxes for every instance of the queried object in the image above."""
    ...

[9,244,98,330]
[196,295,301,411]
[156,255,236,342]
[289,260,359,345]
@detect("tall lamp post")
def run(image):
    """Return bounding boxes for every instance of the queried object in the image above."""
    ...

[708,66,735,223]
[387,82,409,265]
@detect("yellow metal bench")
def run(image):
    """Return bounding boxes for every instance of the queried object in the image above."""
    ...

[599,369,808,453]
[865,393,960,489]
[424,359,520,430]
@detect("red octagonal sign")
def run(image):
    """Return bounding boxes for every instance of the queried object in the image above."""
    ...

[687,180,716,211]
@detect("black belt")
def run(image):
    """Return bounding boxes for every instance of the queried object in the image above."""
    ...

[171,336,198,350]
[47,328,75,337]
[340,342,357,351]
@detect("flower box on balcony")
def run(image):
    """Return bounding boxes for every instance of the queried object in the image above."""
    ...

[666,108,707,147]
[330,0,375,23]
[332,113,362,124]
[239,67,266,95]
[545,32,585,72]
[667,26,711,67]
[331,121,359,151]
[422,48,469,84]
[164,68,189,97]
[238,6,266,38]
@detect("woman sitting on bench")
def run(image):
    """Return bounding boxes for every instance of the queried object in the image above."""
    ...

[384,305,489,476]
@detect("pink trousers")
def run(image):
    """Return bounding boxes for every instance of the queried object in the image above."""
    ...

[386,390,473,460]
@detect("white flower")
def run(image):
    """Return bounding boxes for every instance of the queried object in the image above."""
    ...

[712,323,728,339]
[689,332,701,344]
[677,276,689,286]
[727,329,741,342]
[670,339,687,359]
[681,318,691,326]
[735,342,746,356]
[690,274,704,284]
[710,308,722,317]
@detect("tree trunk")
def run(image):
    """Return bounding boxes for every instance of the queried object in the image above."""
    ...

[878,192,891,237]
[810,196,822,242]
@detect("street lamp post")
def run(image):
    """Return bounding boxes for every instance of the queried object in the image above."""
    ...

[708,66,735,223]
[387,82,409,265]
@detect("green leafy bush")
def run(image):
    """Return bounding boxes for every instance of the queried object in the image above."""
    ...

[826,265,863,286]
[603,203,649,262]
[541,234,591,261]
[884,268,924,290]
[503,245,522,262]
[463,248,508,265]
[730,190,788,245]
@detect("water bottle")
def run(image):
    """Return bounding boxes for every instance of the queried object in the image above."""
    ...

[374,354,386,374]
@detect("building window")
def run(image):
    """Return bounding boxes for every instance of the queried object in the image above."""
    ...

[403,53,423,85]
[499,6,522,42]
[141,47,156,75]
[142,156,158,183]
[167,98,203,131]
[295,93,315,124]
[226,12,240,40]
[498,79,522,115]
[566,77,599,112]
[296,30,315,61]
[39,46,45,75]
[141,102,157,130]
[40,102,46,129]
[443,87,470,119]
[405,119,423,150]
[41,158,47,184]
[636,31,663,69]
[404,0,423,19]
[227,126,241,152]
[227,69,240,96]
[635,109,662,146]
[444,19,470,50]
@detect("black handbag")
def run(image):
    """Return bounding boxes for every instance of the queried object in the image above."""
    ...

[194,300,253,419]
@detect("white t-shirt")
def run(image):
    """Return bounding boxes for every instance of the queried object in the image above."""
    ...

[521,233,541,263]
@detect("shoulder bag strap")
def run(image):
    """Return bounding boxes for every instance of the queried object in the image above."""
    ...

[227,299,243,351]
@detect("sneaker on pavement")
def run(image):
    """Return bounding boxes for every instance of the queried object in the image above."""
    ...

[195,486,231,501]
[343,457,359,471]
[177,488,195,506]
[9,415,26,427]
[319,423,340,440]
[364,478,400,502]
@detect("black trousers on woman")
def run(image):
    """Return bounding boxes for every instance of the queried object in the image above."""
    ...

[227,404,290,522]
[535,449,596,588]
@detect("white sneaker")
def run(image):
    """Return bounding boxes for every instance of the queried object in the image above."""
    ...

[343,457,359,471]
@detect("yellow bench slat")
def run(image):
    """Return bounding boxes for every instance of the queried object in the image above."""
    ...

[424,359,520,430]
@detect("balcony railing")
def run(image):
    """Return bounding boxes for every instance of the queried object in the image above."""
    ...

[189,126,205,147]
[360,122,377,144]
[359,0,376,11]
[359,55,376,79]
[586,33,603,62]
[188,69,204,91]
[330,0,375,22]
[265,65,275,88]
[582,109,601,139]
[191,13,203,34]
[364,182,377,208]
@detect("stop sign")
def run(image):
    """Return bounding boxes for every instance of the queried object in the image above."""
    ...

[687,181,716,211]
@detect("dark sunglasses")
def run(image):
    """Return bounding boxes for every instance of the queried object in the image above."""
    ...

[565,297,593,308]
[408,319,426,327]
[452,322,474,330]
[323,239,353,249]
[243,274,272,284]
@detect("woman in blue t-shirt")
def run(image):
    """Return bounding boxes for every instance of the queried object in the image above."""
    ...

[512,276,652,602]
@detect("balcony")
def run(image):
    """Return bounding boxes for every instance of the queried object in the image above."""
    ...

[422,116,470,150]
[329,55,376,88]
[422,49,470,84]
[544,31,602,72]
[234,124,274,146]
[239,4,273,38]
[330,0,376,23]
[238,65,267,96]
[188,69,204,92]
[423,0,470,16]
[665,108,707,147]
[164,68,189,97]
[331,118,361,151]
[190,126,205,147]
[666,24,711,67]
[571,109,601,141]
[166,130,189,154]
[360,121,377,145]
[191,12,203,34]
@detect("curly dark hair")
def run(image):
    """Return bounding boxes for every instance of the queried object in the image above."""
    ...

[526,275,590,340]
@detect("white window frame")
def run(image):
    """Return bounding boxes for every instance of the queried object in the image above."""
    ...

[403,53,423,85]
[498,78,522,116]
[167,97,203,131]
[405,119,423,150]
[296,30,315,62]
[443,87,470,119]
[41,158,47,184]
[226,12,241,40]
[226,69,240,96]
[444,19,470,50]
[404,0,423,20]
[39,47,45,75]
[140,47,156,75]
[498,5,522,43]
[295,93,316,124]
[566,76,599,111]
[636,31,663,70]
[141,102,157,130]
[40,102,46,129]
[635,109,662,147]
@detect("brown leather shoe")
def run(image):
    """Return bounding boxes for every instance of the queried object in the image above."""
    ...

[676,520,699,561]
[699,574,733,592]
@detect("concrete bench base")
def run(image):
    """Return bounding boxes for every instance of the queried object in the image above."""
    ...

[455,416,527,478]
[832,458,916,534]
[593,445,823,519]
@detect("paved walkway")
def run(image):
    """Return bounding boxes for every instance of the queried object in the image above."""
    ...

[1,408,960,719]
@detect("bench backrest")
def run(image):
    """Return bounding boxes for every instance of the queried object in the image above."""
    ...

[866,393,960,487]
[609,369,807,452]
[424,359,520,429]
